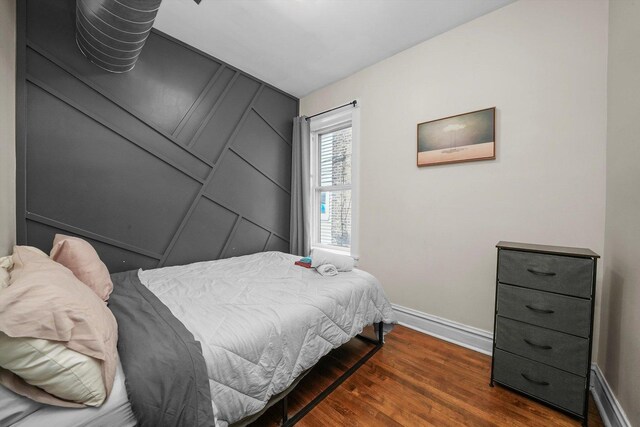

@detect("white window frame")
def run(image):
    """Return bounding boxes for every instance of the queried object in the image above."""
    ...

[309,104,360,257]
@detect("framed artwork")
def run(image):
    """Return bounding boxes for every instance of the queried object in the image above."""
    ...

[417,107,495,167]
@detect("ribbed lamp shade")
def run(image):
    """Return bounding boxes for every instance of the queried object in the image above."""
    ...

[75,0,163,73]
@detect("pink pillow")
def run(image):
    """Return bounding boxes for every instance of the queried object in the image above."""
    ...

[0,246,118,407]
[50,234,113,301]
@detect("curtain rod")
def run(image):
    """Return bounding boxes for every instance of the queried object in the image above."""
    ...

[305,100,357,121]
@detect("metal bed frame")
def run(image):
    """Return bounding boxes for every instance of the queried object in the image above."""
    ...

[279,321,385,426]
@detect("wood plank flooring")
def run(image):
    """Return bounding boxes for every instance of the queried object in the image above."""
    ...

[252,325,604,426]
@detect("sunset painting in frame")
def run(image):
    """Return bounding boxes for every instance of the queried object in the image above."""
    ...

[417,107,495,167]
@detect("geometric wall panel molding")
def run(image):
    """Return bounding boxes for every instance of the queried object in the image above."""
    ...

[231,110,292,191]
[254,86,299,143]
[18,0,298,272]
[163,198,238,267]
[26,84,201,255]
[265,234,291,253]
[205,151,291,239]
[26,221,160,273]
[191,74,261,163]
[174,67,237,145]
[26,49,212,181]
[224,218,271,259]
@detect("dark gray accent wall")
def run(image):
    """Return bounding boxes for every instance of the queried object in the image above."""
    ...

[17,0,298,272]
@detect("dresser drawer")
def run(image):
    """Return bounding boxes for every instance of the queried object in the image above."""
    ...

[493,349,586,415]
[497,284,591,337]
[495,317,589,376]
[498,250,594,298]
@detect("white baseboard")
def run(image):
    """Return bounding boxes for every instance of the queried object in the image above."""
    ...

[392,304,631,427]
[590,363,632,427]
[391,303,493,355]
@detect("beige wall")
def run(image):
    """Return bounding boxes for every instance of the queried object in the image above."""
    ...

[0,0,16,256]
[301,0,608,333]
[598,0,640,424]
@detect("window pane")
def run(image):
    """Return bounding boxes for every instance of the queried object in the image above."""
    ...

[319,190,351,248]
[319,127,351,186]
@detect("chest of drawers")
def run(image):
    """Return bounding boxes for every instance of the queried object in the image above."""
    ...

[490,241,599,426]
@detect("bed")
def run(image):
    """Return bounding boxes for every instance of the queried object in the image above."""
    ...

[0,251,396,427]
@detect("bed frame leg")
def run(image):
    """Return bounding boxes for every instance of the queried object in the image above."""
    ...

[282,395,288,424]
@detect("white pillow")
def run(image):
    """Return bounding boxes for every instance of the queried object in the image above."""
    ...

[0,255,12,289]
[310,248,355,272]
[0,332,106,406]
[0,255,12,269]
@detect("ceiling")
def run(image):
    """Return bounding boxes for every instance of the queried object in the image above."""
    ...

[154,0,515,98]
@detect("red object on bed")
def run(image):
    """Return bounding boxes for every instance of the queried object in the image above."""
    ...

[294,261,312,268]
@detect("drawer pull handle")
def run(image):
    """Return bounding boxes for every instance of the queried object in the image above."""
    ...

[521,373,550,386]
[525,304,555,314]
[527,268,556,277]
[523,338,552,350]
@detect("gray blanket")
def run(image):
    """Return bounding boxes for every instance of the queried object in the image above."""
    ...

[109,270,214,427]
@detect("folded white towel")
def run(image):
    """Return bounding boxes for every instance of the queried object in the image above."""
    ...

[316,264,338,277]
[310,248,354,272]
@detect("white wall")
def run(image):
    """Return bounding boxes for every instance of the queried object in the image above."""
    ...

[598,0,640,424]
[301,0,608,333]
[0,0,16,256]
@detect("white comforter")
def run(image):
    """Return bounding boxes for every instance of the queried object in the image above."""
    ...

[138,251,396,426]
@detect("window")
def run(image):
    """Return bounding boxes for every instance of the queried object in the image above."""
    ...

[310,107,359,255]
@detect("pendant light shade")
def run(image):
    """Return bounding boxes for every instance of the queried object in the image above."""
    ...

[75,0,163,73]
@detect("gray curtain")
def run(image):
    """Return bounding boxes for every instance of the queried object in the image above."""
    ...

[290,116,311,256]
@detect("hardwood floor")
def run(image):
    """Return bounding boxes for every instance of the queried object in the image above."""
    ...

[252,325,604,427]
